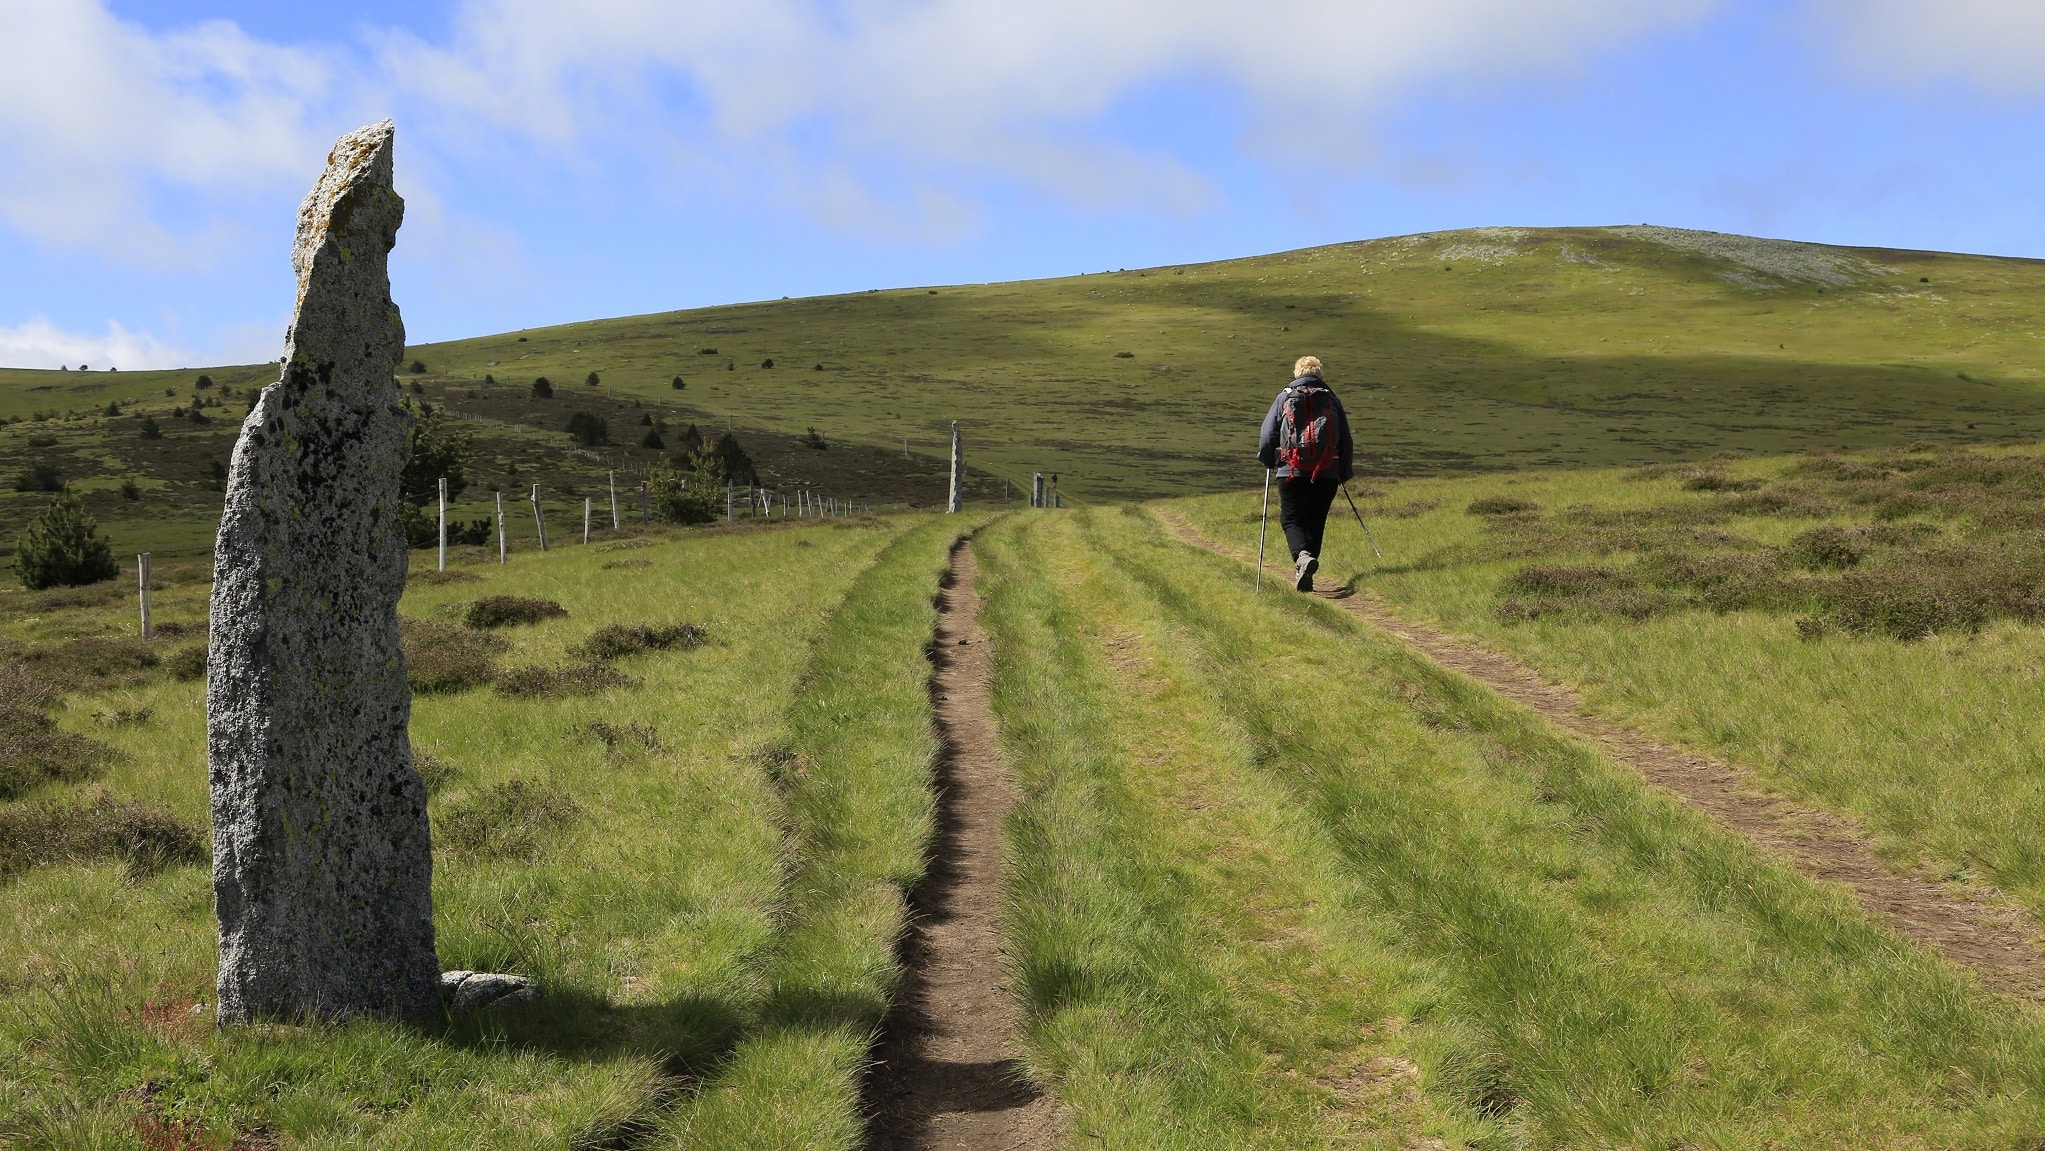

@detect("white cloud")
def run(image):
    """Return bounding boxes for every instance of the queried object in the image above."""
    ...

[381,0,1722,223]
[0,315,201,371]
[0,0,337,262]
[1816,1,2045,91]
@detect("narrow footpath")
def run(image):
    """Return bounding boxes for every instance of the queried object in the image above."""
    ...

[866,543,1062,1150]
[1162,510,2045,1001]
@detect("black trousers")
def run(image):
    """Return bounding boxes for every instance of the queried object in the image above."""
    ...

[1277,476,1339,562]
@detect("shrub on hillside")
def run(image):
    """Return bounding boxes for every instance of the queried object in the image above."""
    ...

[1467,496,1541,516]
[0,668,119,800]
[1783,525,1866,571]
[646,463,719,525]
[493,662,637,697]
[0,790,204,880]
[572,622,707,661]
[13,463,62,493]
[531,377,553,398]
[800,427,828,449]
[400,616,508,694]
[565,411,609,446]
[166,646,207,682]
[585,371,600,388]
[462,596,567,629]
[16,492,118,590]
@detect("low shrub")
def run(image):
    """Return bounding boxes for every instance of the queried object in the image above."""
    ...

[572,622,707,661]
[437,778,581,860]
[565,411,609,446]
[1681,471,1762,492]
[414,569,482,585]
[1494,564,1671,623]
[13,463,63,492]
[0,790,205,881]
[165,646,207,682]
[399,617,507,694]
[1467,496,1541,516]
[463,596,567,629]
[1783,525,1867,571]
[493,662,638,697]
[0,703,119,799]
[13,637,159,692]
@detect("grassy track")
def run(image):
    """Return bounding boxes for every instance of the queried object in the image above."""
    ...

[663,513,984,1149]
[983,505,2045,1147]
[1170,447,2045,927]
[0,514,977,1147]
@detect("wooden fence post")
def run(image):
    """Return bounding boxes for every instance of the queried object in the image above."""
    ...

[532,484,548,551]
[495,491,506,564]
[583,497,592,544]
[948,421,964,514]
[137,552,151,638]
[609,471,620,531]
[437,476,447,571]
[641,480,649,524]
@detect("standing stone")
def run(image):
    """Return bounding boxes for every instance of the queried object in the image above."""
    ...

[208,120,438,1023]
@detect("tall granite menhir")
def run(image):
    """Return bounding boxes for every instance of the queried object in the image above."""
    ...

[208,120,438,1022]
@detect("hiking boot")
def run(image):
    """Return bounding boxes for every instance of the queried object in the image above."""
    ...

[1294,551,1317,592]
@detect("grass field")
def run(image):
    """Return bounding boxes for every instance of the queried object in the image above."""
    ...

[20,224,2045,1146]
[0,513,976,1148]
[980,504,2045,1147]
[8,225,2045,561]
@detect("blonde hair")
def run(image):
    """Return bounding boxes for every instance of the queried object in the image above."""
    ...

[1293,355,1323,379]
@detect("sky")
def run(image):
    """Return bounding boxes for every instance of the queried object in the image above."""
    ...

[2,0,2044,369]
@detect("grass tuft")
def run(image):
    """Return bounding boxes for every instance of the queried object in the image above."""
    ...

[437,778,582,860]
[1467,495,1541,516]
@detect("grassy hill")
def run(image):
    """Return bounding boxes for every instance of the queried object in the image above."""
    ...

[7,224,2045,561]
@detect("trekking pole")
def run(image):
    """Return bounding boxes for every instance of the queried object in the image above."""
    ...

[1255,468,1273,592]
[1340,482,1384,561]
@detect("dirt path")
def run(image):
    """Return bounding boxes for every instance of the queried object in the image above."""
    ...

[866,543,1062,1150]
[1160,511,2045,1001]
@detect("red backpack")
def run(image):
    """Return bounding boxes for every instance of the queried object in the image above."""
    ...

[1279,380,1340,481]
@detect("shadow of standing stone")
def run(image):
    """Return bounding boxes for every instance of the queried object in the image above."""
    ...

[208,120,440,1023]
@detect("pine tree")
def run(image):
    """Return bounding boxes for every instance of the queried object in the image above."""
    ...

[16,491,117,590]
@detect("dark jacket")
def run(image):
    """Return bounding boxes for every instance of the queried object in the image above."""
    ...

[1257,375,1354,481]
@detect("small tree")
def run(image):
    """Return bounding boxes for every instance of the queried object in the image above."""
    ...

[205,457,228,491]
[532,377,553,398]
[760,359,774,369]
[585,372,600,388]
[401,408,472,506]
[102,400,121,417]
[645,462,718,524]
[565,411,609,446]
[16,491,117,590]
[800,427,827,450]
[13,463,62,492]
[640,427,665,450]
[138,417,162,440]
[194,374,213,389]
[119,478,140,500]
[670,376,685,390]
[410,360,428,374]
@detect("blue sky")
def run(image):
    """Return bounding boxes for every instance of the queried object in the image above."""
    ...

[1,0,2042,368]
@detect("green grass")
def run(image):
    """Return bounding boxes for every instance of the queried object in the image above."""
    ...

[0,513,975,1147]
[982,504,2045,1147]
[663,513,982,1149]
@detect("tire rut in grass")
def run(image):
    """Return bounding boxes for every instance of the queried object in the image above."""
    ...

[866,542,1061,1151]
[1161,510,2045,1001]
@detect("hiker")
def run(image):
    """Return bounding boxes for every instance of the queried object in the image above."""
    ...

[1257,355,1354,591]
